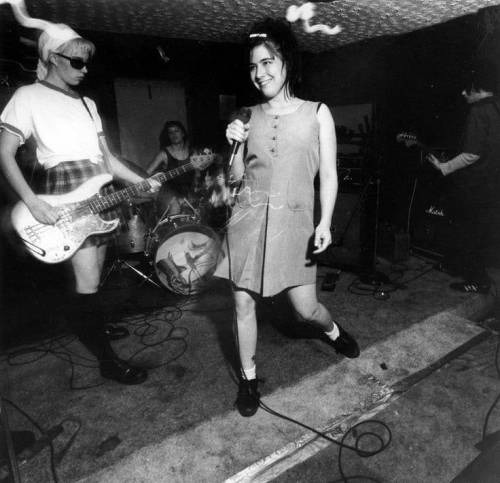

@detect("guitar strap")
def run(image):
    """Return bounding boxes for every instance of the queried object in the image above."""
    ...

[80,96,113,174]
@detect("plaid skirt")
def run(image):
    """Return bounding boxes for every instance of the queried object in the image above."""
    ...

[43,159,122,247]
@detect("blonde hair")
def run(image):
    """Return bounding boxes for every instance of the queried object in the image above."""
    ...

[58,37,96,58]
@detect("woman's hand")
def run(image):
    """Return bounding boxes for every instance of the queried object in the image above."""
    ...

[226,119,249,146]
[313,220,332,254]
[27,197,61,225]
[147,178,162,193]
[426,154,443,173]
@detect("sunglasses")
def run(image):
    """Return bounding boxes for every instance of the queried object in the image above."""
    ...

[55,53,90,70]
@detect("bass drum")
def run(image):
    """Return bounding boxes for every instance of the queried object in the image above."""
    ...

[150,215,222,295]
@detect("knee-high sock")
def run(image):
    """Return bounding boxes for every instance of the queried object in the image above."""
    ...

[69,292,116,362]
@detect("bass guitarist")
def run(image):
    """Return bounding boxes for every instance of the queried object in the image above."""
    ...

[0,22,159,384]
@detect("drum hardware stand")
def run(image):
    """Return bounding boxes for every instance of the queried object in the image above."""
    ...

[100,247,162,289]
[182,197,199,218]
[0,396,22,483]
[156,204,172,229]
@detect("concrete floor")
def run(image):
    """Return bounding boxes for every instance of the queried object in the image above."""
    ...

[0,256,497,482]
[271,333,500,483]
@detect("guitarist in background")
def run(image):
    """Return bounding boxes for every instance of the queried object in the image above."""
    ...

[427,61,500,294]
[0,24,158,384]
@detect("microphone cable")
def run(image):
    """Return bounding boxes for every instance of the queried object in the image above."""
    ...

[231,303,392,483]
[224,202,392,482]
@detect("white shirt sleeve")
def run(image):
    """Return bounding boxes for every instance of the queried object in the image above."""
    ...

[439,152,480,176]
[0,87,33,144]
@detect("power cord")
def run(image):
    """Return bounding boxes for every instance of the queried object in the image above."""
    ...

[481,331,500,444]
[347,261,434,300]
[224,195,392,481]
[230,292,392,481]
[258,398,392,483]
[2,302,191,390]
[1,398,82,483]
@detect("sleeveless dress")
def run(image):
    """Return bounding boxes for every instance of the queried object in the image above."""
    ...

[214,101,321,297]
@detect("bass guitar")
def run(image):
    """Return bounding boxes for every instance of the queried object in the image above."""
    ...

[11,153,214,263]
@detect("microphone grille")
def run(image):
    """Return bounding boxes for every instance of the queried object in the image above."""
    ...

[234,107,252,124]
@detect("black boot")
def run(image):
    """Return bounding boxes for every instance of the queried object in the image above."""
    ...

[70,293,147,385]
[321,323,360,359]
[235,378,260,417]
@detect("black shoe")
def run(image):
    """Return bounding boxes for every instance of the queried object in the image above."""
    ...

[449,281,490,294]
[235,379,260,417]
[104,324,130,341]
[100,358,148,385]
[322,324,360,358]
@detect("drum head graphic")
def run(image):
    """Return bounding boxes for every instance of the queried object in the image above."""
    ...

[154,224,221,295]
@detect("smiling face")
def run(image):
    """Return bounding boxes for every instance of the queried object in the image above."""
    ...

[249,43,288,101]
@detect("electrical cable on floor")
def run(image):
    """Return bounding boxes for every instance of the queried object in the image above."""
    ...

[258,398,392,483]
[481,331,500,444]
[2,302,192,390]
[1,398,81,483]
[347,261,435,299]
[225,205,393,481]
[230,298,392,482]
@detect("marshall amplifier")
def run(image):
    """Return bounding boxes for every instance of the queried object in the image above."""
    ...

[410,181,455,258]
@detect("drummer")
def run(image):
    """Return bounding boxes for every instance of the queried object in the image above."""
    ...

[146,120,200,217]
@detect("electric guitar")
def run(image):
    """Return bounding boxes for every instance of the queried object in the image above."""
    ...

[11,153,215,263]
[396,132,454,170]
[396,132,451,158]
[396,132,431,153]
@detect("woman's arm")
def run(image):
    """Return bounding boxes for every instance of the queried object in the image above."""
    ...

[0,130,60,224]
[146,150,168,175]
[98,136,145,184]
[427,152,479,175]
[314,104,338,254]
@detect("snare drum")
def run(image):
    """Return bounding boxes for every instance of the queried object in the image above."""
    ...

[147,215,222,295]
[116,201,156,254]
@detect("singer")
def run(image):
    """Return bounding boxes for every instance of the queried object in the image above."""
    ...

[214,18,359,418]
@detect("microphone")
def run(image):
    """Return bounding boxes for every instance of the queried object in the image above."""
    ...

[228,107,252,168]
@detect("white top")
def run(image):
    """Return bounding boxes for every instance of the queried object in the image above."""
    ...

[0,81,104,169]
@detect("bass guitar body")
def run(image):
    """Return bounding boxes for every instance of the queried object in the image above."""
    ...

[11,174,119,264]
[10,152,216,264]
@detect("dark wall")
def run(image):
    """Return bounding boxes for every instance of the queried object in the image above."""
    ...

[74,32,252,154]
[1,9,498,273]
[302,11,499,228]
[1,9,499,338]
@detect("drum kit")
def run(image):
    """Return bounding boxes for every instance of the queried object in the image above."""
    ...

[108,189,224,296]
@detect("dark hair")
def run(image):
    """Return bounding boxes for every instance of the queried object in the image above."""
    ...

[245,18,302,98]
[159,120,188,148]
[465,60,498,94]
